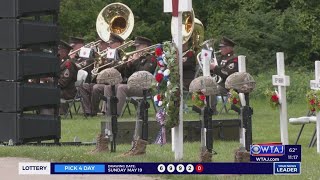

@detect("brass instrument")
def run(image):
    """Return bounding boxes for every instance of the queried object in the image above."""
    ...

[171,9,195,44]
[90,40,135,75]
[96,2,134,42]
[91,2,134,80]
[92,43,160,76]
[68,40,101,56]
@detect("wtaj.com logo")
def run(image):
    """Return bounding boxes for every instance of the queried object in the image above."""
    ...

[250,143,285,157]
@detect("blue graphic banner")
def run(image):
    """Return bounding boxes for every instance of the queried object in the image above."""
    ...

[250,145,301,162]
[51,163,277,174]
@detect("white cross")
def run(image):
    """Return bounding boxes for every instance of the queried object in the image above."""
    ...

[164,0,192,161]
[238,55,247,147]
[272,52,290,145]
[310,61,320,153]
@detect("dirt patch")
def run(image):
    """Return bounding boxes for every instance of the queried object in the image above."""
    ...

[0,157,160,180]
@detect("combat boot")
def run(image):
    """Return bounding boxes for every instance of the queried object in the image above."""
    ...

[127,139,148,156]
[199,149,213,162]
[234,147,250,162]
[89,134,109,154]
[119,140,137,157]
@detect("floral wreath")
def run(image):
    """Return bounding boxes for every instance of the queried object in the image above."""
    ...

[264,89,280,109]
[228,89,241,108]
[192,91,206,108]
[153,42,180,130]
[306,90,320,112]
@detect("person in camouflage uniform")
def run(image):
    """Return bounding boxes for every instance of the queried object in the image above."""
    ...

[210,37,239,114]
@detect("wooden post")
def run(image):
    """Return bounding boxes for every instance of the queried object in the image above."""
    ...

[164,0,192,161]
[272,52,290,145]
[310,60,320,153]
[238,55,246,147]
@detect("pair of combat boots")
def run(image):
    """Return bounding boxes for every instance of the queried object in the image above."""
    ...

[89,134,147,156]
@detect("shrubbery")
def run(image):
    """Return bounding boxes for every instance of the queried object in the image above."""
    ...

[250,67,313,103]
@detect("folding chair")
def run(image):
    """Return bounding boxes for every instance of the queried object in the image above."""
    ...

[289,111,316,145]
[60,70,88,118]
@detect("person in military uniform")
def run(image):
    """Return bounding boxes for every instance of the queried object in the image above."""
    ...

[96,36,156,155]
[104,36,156,117]
[69,36,85,59]
[79,33,124,117]
[58,40,79,115]
[210,37,239,114]
[182,40,197,90]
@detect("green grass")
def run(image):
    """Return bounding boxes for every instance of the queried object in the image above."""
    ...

[0,100,320,179]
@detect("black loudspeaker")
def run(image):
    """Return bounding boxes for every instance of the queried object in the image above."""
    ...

[0,82,60,112]
[0,19,58,49]
[0,51,59,81]
[0,113,60,144]
[0,0,60,17]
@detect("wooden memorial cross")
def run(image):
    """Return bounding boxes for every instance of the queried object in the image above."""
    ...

[310,61,320,153]
[272,52,290,145]
[164,0,192,161]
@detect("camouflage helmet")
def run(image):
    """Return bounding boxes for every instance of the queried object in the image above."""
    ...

[225,72,256,93]
[189,76,219,96]
[128,71,155,90]
[97,68,122,85]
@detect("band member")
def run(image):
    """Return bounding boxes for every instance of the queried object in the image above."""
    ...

[182,40,197,90]
[92,36,157,154]
[210,37,239,114]
[79,33,124,117]
[69,36,85,59]
[58,40,79,115]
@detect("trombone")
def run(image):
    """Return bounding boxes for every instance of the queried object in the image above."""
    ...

[68,40,102,56]
[90,40,135,75]
[91,43,160,76]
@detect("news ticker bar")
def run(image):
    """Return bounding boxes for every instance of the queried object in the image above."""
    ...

[18,162,301,175]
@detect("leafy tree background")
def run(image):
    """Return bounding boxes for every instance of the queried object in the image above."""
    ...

[59,0,320,74]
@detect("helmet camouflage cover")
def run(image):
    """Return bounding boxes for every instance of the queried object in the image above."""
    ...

[189,76,219,96]
[97,68,122,85]
[128,71,155,90]
[225,72,256,93]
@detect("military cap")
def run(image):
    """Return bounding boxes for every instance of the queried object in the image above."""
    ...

[134,36,152,46]
[58,40,73,51]
[107,33,125,44]
[219,36,236,47]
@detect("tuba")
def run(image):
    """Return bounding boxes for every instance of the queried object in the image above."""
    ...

[96,2,134,42]
[171,9,195,44]
[92,3,134,80]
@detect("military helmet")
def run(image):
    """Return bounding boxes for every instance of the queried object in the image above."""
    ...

[128,71,155,90]
[97,68,122,85]
[189,76,219,96]
[225,72,256,93]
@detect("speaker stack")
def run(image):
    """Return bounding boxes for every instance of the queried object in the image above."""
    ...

[0,0,61,144]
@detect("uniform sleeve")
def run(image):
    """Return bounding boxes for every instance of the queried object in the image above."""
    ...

[213,57,238,81]
[137,55,157,74]
[58,61,78,88]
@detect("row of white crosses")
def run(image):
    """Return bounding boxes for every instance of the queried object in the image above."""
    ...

[309,61,320,153]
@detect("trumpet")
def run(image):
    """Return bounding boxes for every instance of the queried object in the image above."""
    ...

[68,40,102,56]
